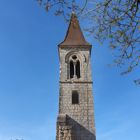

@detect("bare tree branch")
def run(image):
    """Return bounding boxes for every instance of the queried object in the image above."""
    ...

[36,0,140,84]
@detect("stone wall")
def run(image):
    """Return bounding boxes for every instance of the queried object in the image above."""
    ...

[56,47,96,140]
[56,114,96,140]
[59,82,95,134]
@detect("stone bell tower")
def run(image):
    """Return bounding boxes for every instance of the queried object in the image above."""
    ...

[56,13,96,140]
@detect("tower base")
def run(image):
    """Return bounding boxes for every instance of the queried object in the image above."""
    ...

[56,114,96,140]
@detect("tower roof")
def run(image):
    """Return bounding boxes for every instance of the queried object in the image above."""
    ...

[59,13,91,47]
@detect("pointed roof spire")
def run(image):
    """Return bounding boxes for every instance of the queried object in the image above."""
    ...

[59,13,91,47]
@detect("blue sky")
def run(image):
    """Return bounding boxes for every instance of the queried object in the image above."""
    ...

[0,0,140,140]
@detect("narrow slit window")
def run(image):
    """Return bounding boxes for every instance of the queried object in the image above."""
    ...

[76,60,80,78]
[72,91,79,104]
[70,61,74,78]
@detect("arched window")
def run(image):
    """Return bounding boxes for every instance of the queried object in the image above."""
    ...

[69,55,81,79]
[76,60,80,78]
[72,91,79,104]
[70,61,74,78]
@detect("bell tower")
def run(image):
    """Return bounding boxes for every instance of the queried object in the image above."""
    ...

[56,13,96,140]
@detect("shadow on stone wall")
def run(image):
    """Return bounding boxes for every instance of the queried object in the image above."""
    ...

[57,114,96,140]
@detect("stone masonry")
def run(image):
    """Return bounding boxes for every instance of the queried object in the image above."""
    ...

[56,13,96,140]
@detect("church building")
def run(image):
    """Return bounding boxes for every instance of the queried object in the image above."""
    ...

[56,13,96,140]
